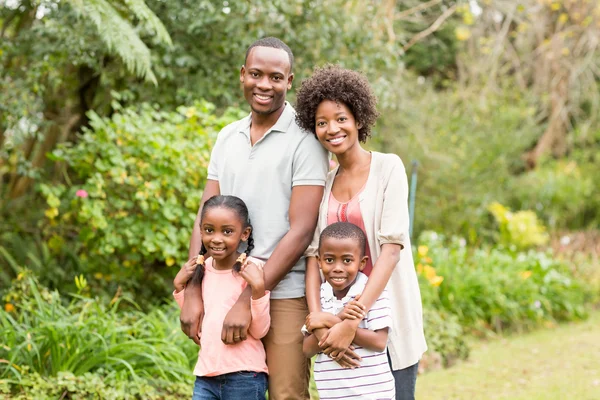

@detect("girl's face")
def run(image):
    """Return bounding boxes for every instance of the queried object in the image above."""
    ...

[314,100,362,156]
[201,207,250,268]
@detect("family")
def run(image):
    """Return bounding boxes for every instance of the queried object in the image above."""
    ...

[173,37,427,400]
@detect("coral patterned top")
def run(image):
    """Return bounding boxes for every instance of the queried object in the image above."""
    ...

[326,189,373,276]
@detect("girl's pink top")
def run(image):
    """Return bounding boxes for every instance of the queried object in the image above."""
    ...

[174,256,270,377]
[327,189,373,276]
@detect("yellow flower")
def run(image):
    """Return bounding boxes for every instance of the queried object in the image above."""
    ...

[423,257,433,264]
[455,26,471,41]
[416,263,424,275]
[45,207,59,219]
[429,276,444,287]
[166,257,175,267]
[4,303,15,313]
[94,272,104,280]
[424,265,436,281]
[520,271,532,280]
[418,246,429,257]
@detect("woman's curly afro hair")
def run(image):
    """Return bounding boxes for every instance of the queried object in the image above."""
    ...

[295,65,379,143]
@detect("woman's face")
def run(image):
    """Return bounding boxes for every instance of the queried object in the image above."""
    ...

[314,100,361,156]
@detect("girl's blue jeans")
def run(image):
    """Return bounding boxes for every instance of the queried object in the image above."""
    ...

[192,371,268,400]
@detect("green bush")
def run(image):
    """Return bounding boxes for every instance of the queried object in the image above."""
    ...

[0,270,197,397]
[421,307,469,369]
[36,101,245,299]
[487,202,549,250]
[508,160,598,230]
[373,80,542,242]
[416,231,591,335]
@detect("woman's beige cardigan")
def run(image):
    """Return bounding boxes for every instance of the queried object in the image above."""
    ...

[306,151,427,370]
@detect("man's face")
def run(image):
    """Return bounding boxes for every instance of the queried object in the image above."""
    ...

[240,46,293,116]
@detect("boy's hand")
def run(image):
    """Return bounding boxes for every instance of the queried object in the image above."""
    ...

[306,312,341,332]
[238,261,265,300]
[337,294,366,321]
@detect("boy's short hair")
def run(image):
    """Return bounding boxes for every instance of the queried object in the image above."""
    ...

[319,222,367,257]
[245,37,294,72]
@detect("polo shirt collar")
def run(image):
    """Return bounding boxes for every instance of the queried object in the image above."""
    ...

[238,101,295,136]
[322,272,368,303]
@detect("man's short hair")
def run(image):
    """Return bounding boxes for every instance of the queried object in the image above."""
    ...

[245,37,294,72]
[319,222,367,257]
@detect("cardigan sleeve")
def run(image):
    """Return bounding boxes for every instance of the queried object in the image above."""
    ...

[377,155,409,249]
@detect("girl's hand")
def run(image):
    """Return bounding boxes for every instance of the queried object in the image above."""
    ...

[337,294,366,321]
[173,257,201,292]
[238,261,265,300]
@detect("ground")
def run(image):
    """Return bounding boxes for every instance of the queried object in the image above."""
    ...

[416,310,600,400]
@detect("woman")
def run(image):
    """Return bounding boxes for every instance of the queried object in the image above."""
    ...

[295,65,427,400]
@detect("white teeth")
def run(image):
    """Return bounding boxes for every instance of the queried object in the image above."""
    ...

[329,137,345,144]
[256,95,270,100]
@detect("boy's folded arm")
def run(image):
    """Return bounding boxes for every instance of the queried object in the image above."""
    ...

[351,327,389,353]
[248,291,271,339]
[303,333,321,358]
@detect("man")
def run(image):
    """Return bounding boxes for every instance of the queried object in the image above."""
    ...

[180,37,329,399]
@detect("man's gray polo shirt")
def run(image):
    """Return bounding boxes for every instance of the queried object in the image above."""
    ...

[207,103,329,299]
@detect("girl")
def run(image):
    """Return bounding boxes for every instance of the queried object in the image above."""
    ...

[173,195,270,400]
[295,65,427,400]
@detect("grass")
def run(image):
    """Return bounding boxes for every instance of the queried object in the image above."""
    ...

[416,310,600,400]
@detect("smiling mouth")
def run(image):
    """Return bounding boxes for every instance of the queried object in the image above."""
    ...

[210,247,225,252]
[254,94,272,102]
[327,136,346,145]
[330,277,347,284]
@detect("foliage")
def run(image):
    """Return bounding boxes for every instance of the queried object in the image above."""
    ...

[0,271,196,397]
[416,231,591,335]
[34,101,244,298]
[508,159,599,230]
[0,0,172,199]
[0,370,190,400]
[487,202,549,250]
[373,79,542,241]
[421,308,469,369]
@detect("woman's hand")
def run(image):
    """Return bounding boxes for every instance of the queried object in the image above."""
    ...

[337,294,366,321]
[318,319,360,361]
[173,257,200,292]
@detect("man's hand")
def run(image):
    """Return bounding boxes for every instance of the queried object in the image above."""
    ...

[180,283,204,345]
[221,292,251,344]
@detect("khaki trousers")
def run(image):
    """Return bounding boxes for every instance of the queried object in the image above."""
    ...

[262,297,311,400]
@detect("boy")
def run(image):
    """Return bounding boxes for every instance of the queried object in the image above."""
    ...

[303,222,395,399]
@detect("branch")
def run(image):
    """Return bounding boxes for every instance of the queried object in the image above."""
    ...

[403,4,457,52]
[395,0,443,20]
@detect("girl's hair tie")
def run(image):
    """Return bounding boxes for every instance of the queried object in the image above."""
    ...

[196,254,205,266]
[233,253,247,272]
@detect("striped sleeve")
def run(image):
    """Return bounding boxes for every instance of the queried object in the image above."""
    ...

[365,289,393,332]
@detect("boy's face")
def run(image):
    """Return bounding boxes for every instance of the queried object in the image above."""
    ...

[318,236,368,300]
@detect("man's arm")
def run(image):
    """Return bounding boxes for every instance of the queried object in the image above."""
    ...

[180,179,220,344]
[263,184,323,290]
[350,328,389,353]
[220,185,323,345]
